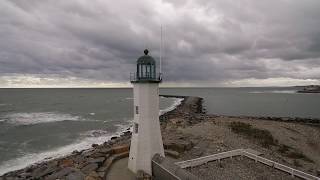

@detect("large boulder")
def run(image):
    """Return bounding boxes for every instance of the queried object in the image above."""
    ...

[66,169,85,180]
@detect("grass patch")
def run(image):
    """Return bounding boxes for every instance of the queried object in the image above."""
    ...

[293,160,302,167]
[278,144,314,163]
[229,122,315,163]
[278,144,291,154]
[229,122,277,148]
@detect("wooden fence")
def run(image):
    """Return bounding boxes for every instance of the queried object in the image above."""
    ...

[175,149,320,180]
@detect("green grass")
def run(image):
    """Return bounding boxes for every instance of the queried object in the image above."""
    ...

[229,122,277,148]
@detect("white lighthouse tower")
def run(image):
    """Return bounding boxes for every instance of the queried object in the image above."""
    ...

[128,49,165,175]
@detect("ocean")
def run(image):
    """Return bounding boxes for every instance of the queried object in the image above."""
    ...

[0,87,319,174]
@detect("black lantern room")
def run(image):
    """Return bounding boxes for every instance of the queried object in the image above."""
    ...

[130,49,162,83]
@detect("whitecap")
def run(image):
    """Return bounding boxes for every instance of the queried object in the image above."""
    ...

[3,112,82,125]
[81,130,109,137]
[0,123,130,176]
[159,98,183,115]
[249,90,296,94]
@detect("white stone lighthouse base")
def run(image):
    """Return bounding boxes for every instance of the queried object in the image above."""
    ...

[128,83,165,175]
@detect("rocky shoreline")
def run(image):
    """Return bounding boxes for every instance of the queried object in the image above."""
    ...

[297,85,320,93]
[1,95,319,179]
[0,95,203,180]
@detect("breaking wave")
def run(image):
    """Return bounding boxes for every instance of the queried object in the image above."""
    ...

[2,112,82,125]
[249,90,296,94]
[0,123,131,176]
[160,98,183,115]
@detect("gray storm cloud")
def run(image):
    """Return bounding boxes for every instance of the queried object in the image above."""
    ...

[0,0,320,87]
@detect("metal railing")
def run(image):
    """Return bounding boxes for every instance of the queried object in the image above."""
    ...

[175,149,243,168]
[130,72,162,82]
[152,159,182,180]
[242,151,320,180]
[175,149,320,180]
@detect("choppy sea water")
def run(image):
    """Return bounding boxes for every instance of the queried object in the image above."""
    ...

[0,87,319,175]
[0,88,182,175]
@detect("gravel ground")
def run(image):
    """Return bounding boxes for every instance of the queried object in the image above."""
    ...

[172,117,320,176]
[186,156,299,180]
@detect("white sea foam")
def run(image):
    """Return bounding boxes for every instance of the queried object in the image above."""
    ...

[159,98,183,115]
[249,90,296,94]
[3,112,81,125]
[0,124,131,176]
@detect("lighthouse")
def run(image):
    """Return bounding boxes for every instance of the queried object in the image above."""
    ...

[128,49,165,175]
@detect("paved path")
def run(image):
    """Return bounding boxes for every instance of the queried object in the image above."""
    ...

[105,158,135,180]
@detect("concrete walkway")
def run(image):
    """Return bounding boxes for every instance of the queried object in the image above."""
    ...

[105,158,135,180]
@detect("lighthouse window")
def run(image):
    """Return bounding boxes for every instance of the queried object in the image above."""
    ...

[135,106,139,114]
[146,66,150,77]
[134,123,139,134]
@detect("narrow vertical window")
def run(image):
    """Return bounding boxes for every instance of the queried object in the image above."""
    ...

[135,106,139,114]
[134,123,139,134]
[140,65,143,78]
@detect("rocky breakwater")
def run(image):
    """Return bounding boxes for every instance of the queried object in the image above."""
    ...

[0,95,206,180]
[160,95,206,127]
[160,95,208,159]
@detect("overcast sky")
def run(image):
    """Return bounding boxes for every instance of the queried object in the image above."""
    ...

[1,0,320,87]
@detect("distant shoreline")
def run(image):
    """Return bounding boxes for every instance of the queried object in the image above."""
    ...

[296,85,320,93]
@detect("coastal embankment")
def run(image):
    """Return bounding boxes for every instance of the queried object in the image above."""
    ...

[1,95,320,179]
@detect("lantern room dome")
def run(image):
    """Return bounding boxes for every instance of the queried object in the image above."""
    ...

[137,49,155,65]
[130,49,162,83]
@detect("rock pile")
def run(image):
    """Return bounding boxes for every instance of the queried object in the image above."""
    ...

[1,133,131,180]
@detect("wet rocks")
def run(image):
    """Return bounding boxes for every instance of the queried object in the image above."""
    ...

[66,169,85,180]
[88,157,105,166]
[1,136,131,180]
[81,163,98,174]
[91,144,99,148]
[45,167,74,180]
[61,159,74,167]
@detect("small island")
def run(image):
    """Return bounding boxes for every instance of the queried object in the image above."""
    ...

[297,85,320,93]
